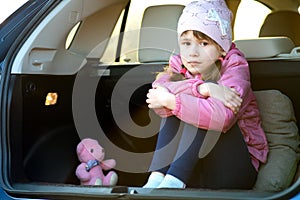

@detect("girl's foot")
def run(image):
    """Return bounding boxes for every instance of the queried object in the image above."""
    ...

[157,174,186,188]
[142,172,165,188]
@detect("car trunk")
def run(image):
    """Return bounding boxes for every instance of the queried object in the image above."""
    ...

[3,57,300,199]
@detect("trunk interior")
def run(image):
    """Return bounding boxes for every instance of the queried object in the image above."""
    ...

[7,58,300,195]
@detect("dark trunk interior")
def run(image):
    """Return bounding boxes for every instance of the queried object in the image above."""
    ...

[8,60,300,188]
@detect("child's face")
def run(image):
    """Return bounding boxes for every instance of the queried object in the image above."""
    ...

[179,30,223,76]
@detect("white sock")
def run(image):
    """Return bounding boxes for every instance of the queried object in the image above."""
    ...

[157,174,186,188]
[143,172,165,188]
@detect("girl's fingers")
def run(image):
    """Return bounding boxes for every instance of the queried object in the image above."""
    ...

[225,98,241,114]
[219,86,242,114]
[146,89,164,108]
[230,87,240,96]
[226,91,242,105]
[228,88,242,102]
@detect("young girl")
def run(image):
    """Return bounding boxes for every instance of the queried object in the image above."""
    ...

[144,0,269,189]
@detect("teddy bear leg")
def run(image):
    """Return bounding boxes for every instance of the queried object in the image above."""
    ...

[103,171,118,186]
[94,178,103,186]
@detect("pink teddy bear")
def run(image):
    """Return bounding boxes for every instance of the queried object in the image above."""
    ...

[75,138,118,186]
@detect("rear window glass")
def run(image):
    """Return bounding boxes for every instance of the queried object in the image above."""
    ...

[234,0,271,39]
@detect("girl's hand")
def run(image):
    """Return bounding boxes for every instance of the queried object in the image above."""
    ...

[198,83,242,114]
[146,86,176,110]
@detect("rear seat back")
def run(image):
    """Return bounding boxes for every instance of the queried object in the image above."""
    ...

[139,5,183,63]
[259,10,300,46]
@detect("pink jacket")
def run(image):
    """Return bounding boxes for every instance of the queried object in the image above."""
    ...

[152,44,269,171]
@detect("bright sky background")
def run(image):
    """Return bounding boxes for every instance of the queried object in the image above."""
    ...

[0,0,28,24]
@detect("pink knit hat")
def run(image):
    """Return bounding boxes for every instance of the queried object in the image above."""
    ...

[177,0,233,52]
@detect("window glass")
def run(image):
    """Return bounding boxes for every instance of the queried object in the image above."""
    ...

[234,0,271,39]
[65,22,81,49]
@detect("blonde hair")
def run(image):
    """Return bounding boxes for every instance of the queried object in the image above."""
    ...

[157,30,224,82]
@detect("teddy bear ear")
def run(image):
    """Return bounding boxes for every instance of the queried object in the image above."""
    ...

[77,138,91,153]
[76,141,84,154]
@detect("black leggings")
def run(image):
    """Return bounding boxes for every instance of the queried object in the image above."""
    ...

[149,116,257,189]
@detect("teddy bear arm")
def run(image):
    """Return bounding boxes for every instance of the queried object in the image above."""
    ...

[100,159,116,170]
[76,163,91,181]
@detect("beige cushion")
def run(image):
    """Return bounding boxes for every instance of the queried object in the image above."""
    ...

[253,90,300,192]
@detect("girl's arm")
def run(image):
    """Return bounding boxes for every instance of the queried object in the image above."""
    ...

[148,51,251,131]
[217,48,252,101]
[171,51,251,131]
[150,65,206,118]
[157,54,243,113]
[150,78,208,118]
[147,87,235,132]
[150,49,249,122]
[172,92,236,132]
[198,82,242,114]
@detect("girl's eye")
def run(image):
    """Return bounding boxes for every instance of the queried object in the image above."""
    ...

[200,42,209,46]
[181,41,190,46]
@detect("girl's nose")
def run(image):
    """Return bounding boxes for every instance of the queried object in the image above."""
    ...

[189,44,200,57]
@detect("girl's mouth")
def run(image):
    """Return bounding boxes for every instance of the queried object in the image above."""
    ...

[188,61,201,66]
